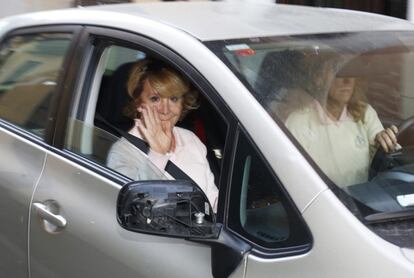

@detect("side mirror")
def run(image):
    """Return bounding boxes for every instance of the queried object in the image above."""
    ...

[117,180,217,238]
[117,180,252,278]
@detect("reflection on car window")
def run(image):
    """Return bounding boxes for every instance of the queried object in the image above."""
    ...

[0,33,72,138]
[208,32,414,246]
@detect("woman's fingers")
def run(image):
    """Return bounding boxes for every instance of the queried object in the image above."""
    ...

[139,105,157,131]
[134,118,140,128]
[382,133,394,151]
[138,106,148,128]
[151,104,162,126]
[138,107,157,143]
[145,104,157,127]
[136,105,172,154]
[161,119,173,134]
[146,104,164,132]
[377,135,389,153]
[135,119,149,140]
[376,126,399,153]
[384,127,397,145]
[137,117,166,152]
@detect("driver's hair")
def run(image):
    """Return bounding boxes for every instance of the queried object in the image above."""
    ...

[304,55,369,123]
[347,78,368,123]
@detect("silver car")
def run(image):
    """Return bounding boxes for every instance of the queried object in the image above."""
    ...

[1,2,414,277]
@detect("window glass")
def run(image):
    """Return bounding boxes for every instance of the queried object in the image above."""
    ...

[65,117,166,180]
[0,33,72,138]
[208,31,414,247]
[228,128,310,249]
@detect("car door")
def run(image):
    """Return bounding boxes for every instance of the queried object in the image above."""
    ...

[28,26,244,278]
[0,27,79,277]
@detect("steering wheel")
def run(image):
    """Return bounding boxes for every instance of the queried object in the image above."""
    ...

[369,116,414,180]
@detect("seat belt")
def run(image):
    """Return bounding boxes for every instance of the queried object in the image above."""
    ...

[95,114,196,182]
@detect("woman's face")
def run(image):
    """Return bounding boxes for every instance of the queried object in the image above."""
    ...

[328,77,356,105]
[139,79,183,127]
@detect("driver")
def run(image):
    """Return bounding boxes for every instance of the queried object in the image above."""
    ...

[285,60,399,187]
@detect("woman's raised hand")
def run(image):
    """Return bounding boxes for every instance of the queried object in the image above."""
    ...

[135,104,174,154]
[375,125,399,153]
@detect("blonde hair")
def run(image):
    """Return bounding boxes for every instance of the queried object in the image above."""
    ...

[124,59,199,120]
[305,57,369,123]
[347,78,368,123]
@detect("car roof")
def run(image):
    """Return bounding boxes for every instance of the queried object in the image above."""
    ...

[1,2,414,41]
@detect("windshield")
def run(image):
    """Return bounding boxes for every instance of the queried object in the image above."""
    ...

[206,31,414,246]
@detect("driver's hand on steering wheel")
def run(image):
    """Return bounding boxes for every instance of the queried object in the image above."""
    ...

[375,125,400,153]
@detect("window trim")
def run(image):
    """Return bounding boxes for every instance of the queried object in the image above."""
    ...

[0,25,83,146]
[226,124,313,258]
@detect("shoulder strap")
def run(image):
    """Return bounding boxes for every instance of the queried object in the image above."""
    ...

[95,114,195,182]
[165,160,194,181]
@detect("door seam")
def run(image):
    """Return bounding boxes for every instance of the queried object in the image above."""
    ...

[27,152,48,278]
[242,253,248,278]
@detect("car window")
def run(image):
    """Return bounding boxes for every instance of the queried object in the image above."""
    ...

[0,33,73,138]
[228,128,311,250]
[65,43,228,190]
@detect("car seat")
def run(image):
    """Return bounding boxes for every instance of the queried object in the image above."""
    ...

[95,62,135,134]
[255,50,314,121]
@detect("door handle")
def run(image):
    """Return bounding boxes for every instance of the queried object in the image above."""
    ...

[33,202,67,229]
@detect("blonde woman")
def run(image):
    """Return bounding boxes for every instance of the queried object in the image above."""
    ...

[285,72,398,187]
[107,59,218,211]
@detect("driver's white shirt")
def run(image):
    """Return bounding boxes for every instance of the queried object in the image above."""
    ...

[285,101,383,187]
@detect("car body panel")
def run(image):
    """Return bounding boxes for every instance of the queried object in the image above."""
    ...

[403,248,414,264]
[0,126,46,277]
[1,2,414,41]
[245,190,414,277]
[29,150,222,278]
[92,2,414,40]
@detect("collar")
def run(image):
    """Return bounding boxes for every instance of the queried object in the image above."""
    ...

[313,100,351,126]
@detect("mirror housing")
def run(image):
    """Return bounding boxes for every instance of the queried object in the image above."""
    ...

[117,180,217,238]
[117,180,252,277]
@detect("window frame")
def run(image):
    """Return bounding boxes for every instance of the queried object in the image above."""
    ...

[51,26,238,218]
[225,124,313,258]
[0,25,83,146]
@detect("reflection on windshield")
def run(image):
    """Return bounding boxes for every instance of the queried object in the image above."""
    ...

[207,32,414,227]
